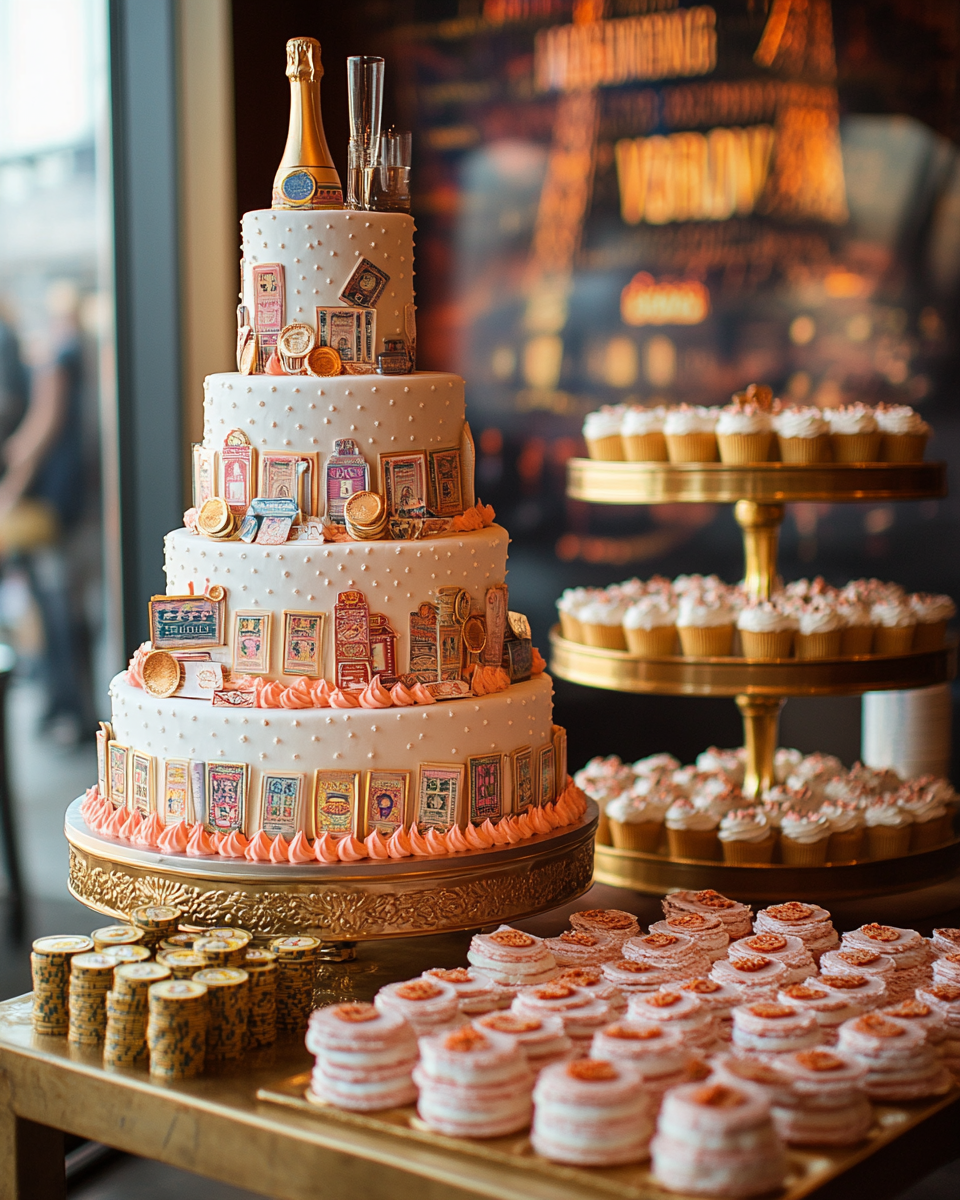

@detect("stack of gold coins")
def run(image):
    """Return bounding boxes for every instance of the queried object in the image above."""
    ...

[30,935,94,1036]
[344,491,387,540]
[157,949,207,979]
[147,980,208,1079]
[130,905,182,950]
[192,968,249,1062]
[197,497,238,540]
[158,933,196,953]
[68,953,116,1046]
[269,936,323,1037]
[244,948,278,1048]
[104,961,171,1068]
[194,935,248,969]
[92,924,144,953]
[203,927,253,944]
[100,944,152,967]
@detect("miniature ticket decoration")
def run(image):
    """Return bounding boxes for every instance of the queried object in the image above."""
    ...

[107,742,128,808]
[416,763,464,832]
[192,445,217,510]
[130,752,155,814]
[511,745,534,813]
[380,451,428,519]
[149,594,224,650]
[233,611,271,675]
[363,770,409,837]
[552,725,568,793]
[252,263,284,371]
[260,772,304,839]
[428,447,463,517]
[313,770,359,836]
[408,602,439,683]
[468,753,503,825]
[282,610,324,677]
[316,305,376,363]
[163,759,192,824]
[221,433,256,514]
[482,583,509,666]
[324,439,370,523]
[339,257,389,308]
[538,744,557,806]
[204,762,248,835]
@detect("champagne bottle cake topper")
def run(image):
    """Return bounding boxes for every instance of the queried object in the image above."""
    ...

[272,37,343,210]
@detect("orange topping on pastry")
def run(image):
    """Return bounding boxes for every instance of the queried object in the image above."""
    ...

[684,1058,712,1082]
[938,928,960,942]
[395,980,443,1001]
[534,982,577,1001]
[820,974,867,989]
[428,968,473,983]
[862,923,900,943]
[692,1083,745,1108]
[480,1013,542,1033]
[605,1024,661,1040]
[766,903,813,922]
[577,909,635,930]
[838,949,881,966]
[567,1059,618,1081]
[643,933,679,949]
[667,914,707,929]
[332,1002,378,1023]
[444,1027,489,1052]
[745,933,787,953]
[559,968,601,987]
[748,1003,795,1019]
[560,931,599,946]
[927,984,960,1002]
[732,956,772,973]
[725,1059,784,1084]
[795,1050,845,1072]
[854,1014,905,1037]
[884,1000,931,1019]
[945,954,960,965]
[490,929,536,948]
[611,959,653,973]
[783,985,828,1001]
[693,891,736,909]
[645,992,682,1008]
[683,979,721,994]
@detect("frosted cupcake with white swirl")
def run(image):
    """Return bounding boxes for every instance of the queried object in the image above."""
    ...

[718,808,776,864]
[621,405,668,462]
[623,595,677,657]
[665,797,720,862]
[676,593,735,658]
[836,597,873,656]
[663,406,719,463]
[870,596,917,656]
[864,796,913,860]
[606,794,664,853]
[796,600,843,659]
[578,596,629,651]
[779,809,831,867]
[583,407,625,461]
[716,403,773,464]
[909,592,955,652]
[824,404,880,462]
[876,403,930,462]
[737,601,797,660]
[775,406,830,463]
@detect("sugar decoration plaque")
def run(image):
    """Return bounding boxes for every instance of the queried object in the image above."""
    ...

[324,439,370,524]
[313,770,359,837]
[316,306,376,363]
[282,611,324,677]
[468,753,503,825]
[220,430,256,515]
[204,762,248,835]
[252,263,284,371]
[415,763,465,833]
[408,602,439,683]
[537,744,557,806]
[130,752,156,814]
[149,594,224,650]
[363,770,410,838]
[192,445,217,510]
[259,772,304,839]
[482,584,509,666]
[552,725,568,794]
[162,759,192,824]
[510,746,534,814]
[232,611,271,675]
[107,742,129,808]
[428,447,463,517]
[339,258,389,308]
[380,451,428,519]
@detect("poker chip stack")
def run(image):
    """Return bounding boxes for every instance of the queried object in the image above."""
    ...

[244,948,278,1048]
[30,935,94,1036]
[147,979,209,1079]
[92,924,145,953]
[68,952,116,1046]
[193,968,250,1062]
[100,944,152,967]
[270,936,323,1037]
[344,491,387,540]
[158,933,198,954]
[157,949,207,979]
[194,935,249,969]
[104,961,172,1068]
[130,905,183,951]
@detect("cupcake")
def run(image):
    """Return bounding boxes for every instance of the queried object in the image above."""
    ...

[663,406,719,463]
[870,597,916,655]
[665,798,720,861]
[774,747,803,783]
[578,596,628,650]
[583,407,625,461]
[909,593,955,652]
[836,597,873,655]
[622,595,677,656]
[864,796,913,859]
[775,406,830,463]
[875,403,930,462]
[898,786,949,852]
[820,801,865,862]
[676,594,735,657]
[633,752,681,776]
[716,402,773,463]
[695,746,746,785]
[825,404,881,462]
[605,794,664,853]
[621,406,668,461]
[718,808,776,864]
[796,602,843,659]
[556,588,590,642]
[779,809,831,866]
[737,601,796,659]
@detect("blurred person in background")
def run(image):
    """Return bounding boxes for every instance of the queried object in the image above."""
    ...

[0,281,95,745]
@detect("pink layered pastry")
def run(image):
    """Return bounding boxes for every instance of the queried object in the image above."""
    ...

[709,954,789,1002]
[662,890,752,940]
[466,926,558,987]
[708,1054,794,1109]
[422,967,513,1016]
[931,927,960,958]
[819,947,897,1001]
[727,932,816,985]
[915,983,960,1074]
[622,931,712,982]
[373,978,462,1037]
[652,1082,787,1198]
[731,1002,822,1055]
[532,1059,654,1166]
[677,978,740,1041]
[840,924,931,1001]
[555,966,627,1016]
[627,990,717,1054]
[542,929,617,968]
[512,982,613,1053]
[879,998,948,1052]
[568,908,640,945]
[472,1010,572,1073]
[768,1049,872,1146]
[648,912,730,963]
[815,972,888,1012]
[753,902,839,963]
[414,1026,534,1138]
[590,1022,689,1099]
[305,1002,418,1112]
[837,1012,952,1101]
[602,958,677,995]
[778,983,862,1044]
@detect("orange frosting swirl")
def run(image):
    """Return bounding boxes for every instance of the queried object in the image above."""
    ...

[389,681,415,706]
[386,827,412,858]
[258,680,284,708]
[125,640,152,688]
[245,830,274,861]
[287,831,315,863]
[364,829,390,859]
[280,678,315,709]
[268,833,291,863]
[157,820,189,853]
[337,833,367,861]
[407,823,431,855]
[314,832,340,863]
[330,687,361,709]
[463,821,488,850]
[119,810,143,840]
[424,827,449,855]
[218,829,250,858]
[446,824,470,853]
[311,678,332,707]
[515,812,535,839]
[359,675,393,708]
[186,823,217,856]
[531,646,547,674]
[135,812,164,848]
[102,806,127,838]
[411,682,436,705]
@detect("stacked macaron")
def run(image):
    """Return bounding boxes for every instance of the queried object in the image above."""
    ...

[731,1002,822,1056]
[532,1058,654,1165]
[777,982,863,1044]
[728,932,815,985]
[676,978,740,1041]
[471,1010,572,1073]
[374,977,462,1037]
[819,946,896,1003]
[628,990,717,1055]
[466,926,558,987]
[602,957,679,995]
[768,1049,872,1145]
[648,912,730,962]
[710,954,790,1002]
[543,929,617,967]
[664,890,752,940]
[753,902,839,964]
[590,1021,690,1099]
[306,1002,418,1111]
[569,908,640,945]
[837,1012,952,1101]
[813,971,889,1012]
[623,931,712,983]
[512,981,613,1055]
[555,966,627,1016]
[915,983,960,1075]
[840,925,931,1002]
[422,967,513,1016]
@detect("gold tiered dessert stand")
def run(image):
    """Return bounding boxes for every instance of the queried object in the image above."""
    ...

[550,457,959,901]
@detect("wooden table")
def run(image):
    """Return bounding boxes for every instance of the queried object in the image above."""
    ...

[2,887,959,1200]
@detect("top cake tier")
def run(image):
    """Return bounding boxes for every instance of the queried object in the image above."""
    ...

[240,209,414,358]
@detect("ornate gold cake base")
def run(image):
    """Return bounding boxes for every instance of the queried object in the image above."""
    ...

[64,799,597,941]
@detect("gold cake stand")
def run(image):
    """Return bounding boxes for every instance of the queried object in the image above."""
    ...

[63,797,597,942]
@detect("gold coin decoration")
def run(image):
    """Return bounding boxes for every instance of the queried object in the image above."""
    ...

[206,584,226,602]
[197,497,232,536]
[306,345,342,377]
[141,650,181,698]
[277,322,316,358]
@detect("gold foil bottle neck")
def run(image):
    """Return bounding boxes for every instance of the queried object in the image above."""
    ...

[272,36,343,210]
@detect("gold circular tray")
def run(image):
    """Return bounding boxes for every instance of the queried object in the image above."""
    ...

[567,458,948,505]
[549,629,957,697]
[64,798,597,941]
[593,837,960,903]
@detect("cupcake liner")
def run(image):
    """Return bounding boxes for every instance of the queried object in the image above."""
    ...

[665,433,718,463]
[585,434,625,462]
[910,818,946,853]
[777,435,831,463]
[830,432,881,463]
[739,629,794,660]
[866,825,911,860]
[667,827,721,862]
[558,612,584,643]
[795,630,842,660]
[677,624,734,657]
[623,432,668,462]
[610,820,663,852]
[913,621,947,652]
[625,625,677,657]
[873,625,916,656]
[881,432,928,463]
[840,625,873,656]
[721,833,776,864]
[780,836,829,866]
[596,807,612,847]
[716,432,773,464]
[826,828,864,864]
[582,623,628,650]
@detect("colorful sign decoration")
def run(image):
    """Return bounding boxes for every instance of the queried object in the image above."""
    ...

[313,770,359,836]
[323,439,370,524]
[416,763,465,832]
[232,611,272,675]
[260,772,304,839]
[379,451,428,519]
[363,770,410,837]
[334,591,398,688]
[162,759,192,824]
[316,305,376,363]
[130,752,155,814]
[538,744,557,806]
[428,447,463,517]
[468,753,503,825]
[107,742,128,809]
[252,263,284,371]
[204,762,248,835]
[282,611,324,677]
[408,602,439,683]
[149,594,224,650]
[511,746,534,814]
[220,430,256,514]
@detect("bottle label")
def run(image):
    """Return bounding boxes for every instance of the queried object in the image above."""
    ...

[272,170,343,210]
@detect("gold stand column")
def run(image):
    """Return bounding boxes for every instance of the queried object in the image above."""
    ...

[737,694,785,798]
[735,500,784,601]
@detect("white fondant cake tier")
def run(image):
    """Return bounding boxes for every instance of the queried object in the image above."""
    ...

[240,209,414,356]
[163,524,509,681]
[202,371,464,464]
[108,673,556,836]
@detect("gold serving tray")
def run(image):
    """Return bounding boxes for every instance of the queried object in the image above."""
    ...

[259,1070,960,1200]
[549,628,957,698]
[566,458,948,506]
